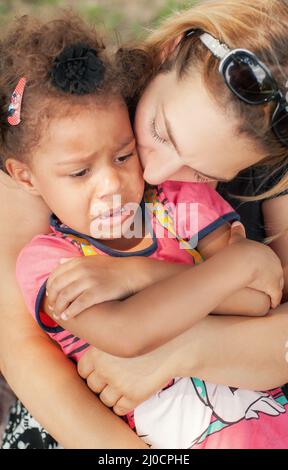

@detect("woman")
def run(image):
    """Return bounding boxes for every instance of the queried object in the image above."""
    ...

[2,0,288,448]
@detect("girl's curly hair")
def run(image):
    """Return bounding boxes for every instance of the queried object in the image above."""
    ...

[0,11,144,172]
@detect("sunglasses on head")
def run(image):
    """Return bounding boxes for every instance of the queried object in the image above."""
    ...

[185,30,288,148]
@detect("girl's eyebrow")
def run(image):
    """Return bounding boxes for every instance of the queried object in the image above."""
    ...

[57,136,135,166]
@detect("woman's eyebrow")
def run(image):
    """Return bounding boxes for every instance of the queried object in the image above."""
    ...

[162,105,181,155]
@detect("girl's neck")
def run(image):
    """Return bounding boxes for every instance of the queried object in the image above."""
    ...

[100,227,152,253]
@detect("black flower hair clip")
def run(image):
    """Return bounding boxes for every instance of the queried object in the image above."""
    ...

[51,43,105,95]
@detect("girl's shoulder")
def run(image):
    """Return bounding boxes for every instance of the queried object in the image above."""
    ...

[159,180,237,219]
[154,181,239,244]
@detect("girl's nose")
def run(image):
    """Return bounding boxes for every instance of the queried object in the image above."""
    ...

[92,167,122,200]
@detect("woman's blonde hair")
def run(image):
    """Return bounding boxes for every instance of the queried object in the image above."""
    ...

[140,0,288,200]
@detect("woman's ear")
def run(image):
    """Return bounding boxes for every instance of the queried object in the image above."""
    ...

[5,158,41,196]
[160,34,183,63]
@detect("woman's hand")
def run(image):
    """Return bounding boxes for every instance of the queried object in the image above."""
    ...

[78,346,172,416]
[228,222,284,309]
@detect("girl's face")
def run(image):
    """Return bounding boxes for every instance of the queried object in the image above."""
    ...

[28,99,144,239]
[135,69,265,185]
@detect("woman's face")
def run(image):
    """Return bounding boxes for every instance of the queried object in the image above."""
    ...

[135,68,265,185]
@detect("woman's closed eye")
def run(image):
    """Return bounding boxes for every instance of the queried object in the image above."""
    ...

[150,118,169,146]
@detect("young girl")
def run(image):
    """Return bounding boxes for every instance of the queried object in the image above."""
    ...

[60,2,287,447]
[2,11,288,449]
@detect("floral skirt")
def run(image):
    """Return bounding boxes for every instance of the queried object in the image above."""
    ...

[1,400,62,449]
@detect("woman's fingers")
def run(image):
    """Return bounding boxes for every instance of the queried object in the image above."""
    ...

[113,397,135,416]
[99,385,122,408]
[87,372,107,395]
[77,349,98,379]
[270,279,284,309]
[229,221,246,245]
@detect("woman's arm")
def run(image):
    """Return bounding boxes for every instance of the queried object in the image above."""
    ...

[0,298,147,448]
[78,304,288,414]
[262,194,288,300]
[0,171,147,449]
[171,305,288,390]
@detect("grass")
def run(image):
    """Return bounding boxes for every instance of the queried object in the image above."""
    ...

[0,0,196,41]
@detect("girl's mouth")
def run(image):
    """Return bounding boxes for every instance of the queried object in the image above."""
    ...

[89,206,133,237]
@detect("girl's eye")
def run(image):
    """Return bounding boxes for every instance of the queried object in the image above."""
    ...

[114,153,133,164]
[70,168,90,178]
[150,119,168,145]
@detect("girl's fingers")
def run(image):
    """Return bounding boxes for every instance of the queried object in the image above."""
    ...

[46,268,83,308]
[52,281,90,319]
[46,256,80,295]
[57,291,98,320]
[99,385,122,408]
[86,372,107,395]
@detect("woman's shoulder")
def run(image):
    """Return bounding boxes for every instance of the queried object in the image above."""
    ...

[0,170,51,256]
[218,165,288,199]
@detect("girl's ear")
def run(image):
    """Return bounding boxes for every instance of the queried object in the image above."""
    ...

[160,34,183,63]
[5,158,41,196]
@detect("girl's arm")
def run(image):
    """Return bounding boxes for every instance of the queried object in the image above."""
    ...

[47,224,271,324]
[46,236,281,357]
[0,170,147,449]
[197,223,271,316]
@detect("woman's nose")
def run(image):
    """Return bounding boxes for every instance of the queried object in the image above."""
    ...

[144,154,182,184]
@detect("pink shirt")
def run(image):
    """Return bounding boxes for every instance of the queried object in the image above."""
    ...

[16,182,288,449]
[16,182,238,362]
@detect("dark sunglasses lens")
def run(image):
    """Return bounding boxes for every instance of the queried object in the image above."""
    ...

[223,53,275,104]
[273,106,288,147]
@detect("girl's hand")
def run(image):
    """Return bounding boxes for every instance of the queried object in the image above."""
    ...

[46,256,136,321]
[78,346,171,416]
[229,222,284,309]
[46,255,189,322]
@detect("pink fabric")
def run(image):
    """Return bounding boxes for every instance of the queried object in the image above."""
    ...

[159,181,238,243]
[20,184,284,449]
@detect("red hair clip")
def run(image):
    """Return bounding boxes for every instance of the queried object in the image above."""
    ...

[7,77,27,126]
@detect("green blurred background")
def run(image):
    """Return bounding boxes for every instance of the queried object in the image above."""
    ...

[0,0,195,44]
